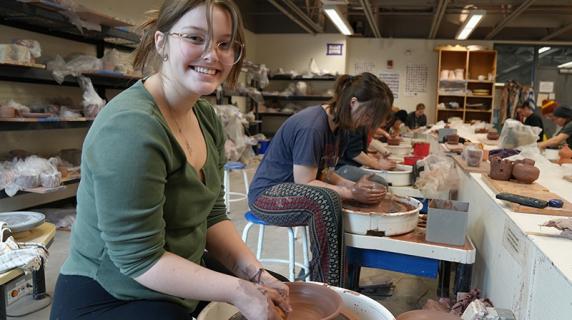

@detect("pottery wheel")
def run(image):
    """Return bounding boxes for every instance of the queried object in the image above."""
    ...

[343,198,415,214]
[229,312,351,320]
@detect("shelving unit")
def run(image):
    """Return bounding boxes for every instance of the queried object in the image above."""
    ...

[0,1,140,211]
[257,76,336,136]
[435,49,497,123]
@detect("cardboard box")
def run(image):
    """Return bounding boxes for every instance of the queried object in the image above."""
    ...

[426,199,470,246]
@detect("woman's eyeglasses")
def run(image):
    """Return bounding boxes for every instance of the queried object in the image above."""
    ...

[167,32,244,66]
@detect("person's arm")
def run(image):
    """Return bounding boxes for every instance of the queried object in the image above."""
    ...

[539,133,569,150]
[293,164,352,199]
[419,114,427,127]
[353,152,395,170]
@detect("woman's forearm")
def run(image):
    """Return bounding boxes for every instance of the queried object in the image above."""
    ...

[354,152,380,169]
[205,220,263,280]
[539,133,568,149]
[134,251,246,304]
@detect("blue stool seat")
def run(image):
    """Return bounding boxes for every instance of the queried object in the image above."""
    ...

[224,161,247,170]
[244,211,268,225]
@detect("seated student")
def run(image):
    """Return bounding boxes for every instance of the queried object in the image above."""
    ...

[335,127,396,185]
[521,100,544,142]
[406,103,428,129]
[377,110,409,141]
[539,106,572,150]
[248,72,394,287]
[513,105,524,122]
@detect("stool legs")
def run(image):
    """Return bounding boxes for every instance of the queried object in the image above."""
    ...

[256,225,265,260]
[241,222,311,283]
[300,226,310,280]
[241,169,249,194]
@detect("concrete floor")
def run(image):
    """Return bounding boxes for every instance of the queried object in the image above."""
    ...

[13,167,437,320]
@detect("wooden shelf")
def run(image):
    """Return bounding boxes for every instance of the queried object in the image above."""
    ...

[0,0,139,51]
[269,75,337,81]
[466,109,492,113]
[0,181,79,211]
[0,117,93,131]
[438,94,466,97]
[0,64,139,89]
[467,95,493,98]
[437,109,464,112]
[262,94,332,101]
[467,80,494,84]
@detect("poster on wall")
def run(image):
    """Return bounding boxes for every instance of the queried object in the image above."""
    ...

[378,71,400,99]
[326,43,344,56]
[354,61,376,74]
[405,64,428,97]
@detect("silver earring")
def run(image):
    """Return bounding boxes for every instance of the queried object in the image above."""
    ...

[162,54,169,62]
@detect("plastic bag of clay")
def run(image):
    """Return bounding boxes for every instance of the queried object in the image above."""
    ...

[47,54,102,84]
[415,154,459,198]
[13,39,41,59]
[498,119,542,149]
[78,76,106,118]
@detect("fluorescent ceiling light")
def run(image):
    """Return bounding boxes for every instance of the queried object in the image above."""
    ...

[323,5,353,36]
[538,47,551,54]
[558,61,572,68]
[455,10,485,40]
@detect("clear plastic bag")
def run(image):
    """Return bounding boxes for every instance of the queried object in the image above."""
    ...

[47,54,102,84]
[415,154,459,198]
[498,119,542,148]
[78,76,106,118]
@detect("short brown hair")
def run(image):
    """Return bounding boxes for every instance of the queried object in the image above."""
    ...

[133,0,245,87]
[416,103,425,111]
[327,72,394,131]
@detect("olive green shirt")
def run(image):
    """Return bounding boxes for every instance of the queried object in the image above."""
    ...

[60,81,229,311]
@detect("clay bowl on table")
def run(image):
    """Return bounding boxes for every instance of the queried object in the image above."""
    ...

[387,137,401,146]
[397,310,461,320]
[560,145,572,160]
[486,131,499,140]
[512,158,540,184]
[475,127,489,134]
[489,157,513,181]
[446,134,460,145]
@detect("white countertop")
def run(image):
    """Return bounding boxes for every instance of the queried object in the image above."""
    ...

[471,172,572,284]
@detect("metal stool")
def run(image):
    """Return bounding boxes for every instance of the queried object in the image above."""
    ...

[241,211,310,282]
[223,162,249,212]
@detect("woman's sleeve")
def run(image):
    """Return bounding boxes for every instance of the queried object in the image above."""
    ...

[85,110,169,278]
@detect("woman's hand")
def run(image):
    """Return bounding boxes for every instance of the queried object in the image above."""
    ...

[232,280,289,320]
[351,174,386,204]
[378,158,397,170]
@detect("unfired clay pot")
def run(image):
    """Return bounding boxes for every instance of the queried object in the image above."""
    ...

[397,310,461,320]
[560,145,572,160]
[447,134,460,145]
[487,132,500,140]
[475,128,489,134]
[512,158,540,184]
[387,137,401,146]
[490,157,513,181]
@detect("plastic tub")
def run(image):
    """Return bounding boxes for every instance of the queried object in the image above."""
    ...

[363,164,413,187]
[412,142,430,157]
[343,196,422,236]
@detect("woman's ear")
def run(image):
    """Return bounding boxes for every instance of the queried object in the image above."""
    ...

[350,97,360,112]
[154,31,166,56]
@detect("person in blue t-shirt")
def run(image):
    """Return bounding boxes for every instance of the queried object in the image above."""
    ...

[248,72,394,286]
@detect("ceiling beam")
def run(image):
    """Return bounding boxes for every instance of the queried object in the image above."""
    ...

[485,0,536,40]
[281,0,323,33]
[429,0,449,39]
[541,23,572,41]
[359,0,381,38]
[267,0,316,34]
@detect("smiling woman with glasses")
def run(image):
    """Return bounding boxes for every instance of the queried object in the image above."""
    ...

[49,1,291,320]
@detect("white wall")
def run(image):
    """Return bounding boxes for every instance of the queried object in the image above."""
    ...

[347,38,493,124]
[254,34,347,74]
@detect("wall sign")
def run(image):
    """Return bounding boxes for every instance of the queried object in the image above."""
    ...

[326,43,344,56]
[379,71,400,99]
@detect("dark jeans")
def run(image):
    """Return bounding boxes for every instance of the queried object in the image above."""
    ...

[50,254,288,320]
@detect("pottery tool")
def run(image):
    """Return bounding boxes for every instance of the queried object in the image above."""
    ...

[496,193,548,208]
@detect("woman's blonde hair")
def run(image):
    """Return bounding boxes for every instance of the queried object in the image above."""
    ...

[133,0,245,87]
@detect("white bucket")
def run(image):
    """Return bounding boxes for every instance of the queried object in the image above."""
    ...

[363,165,413,187]
[197,283,396,320]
